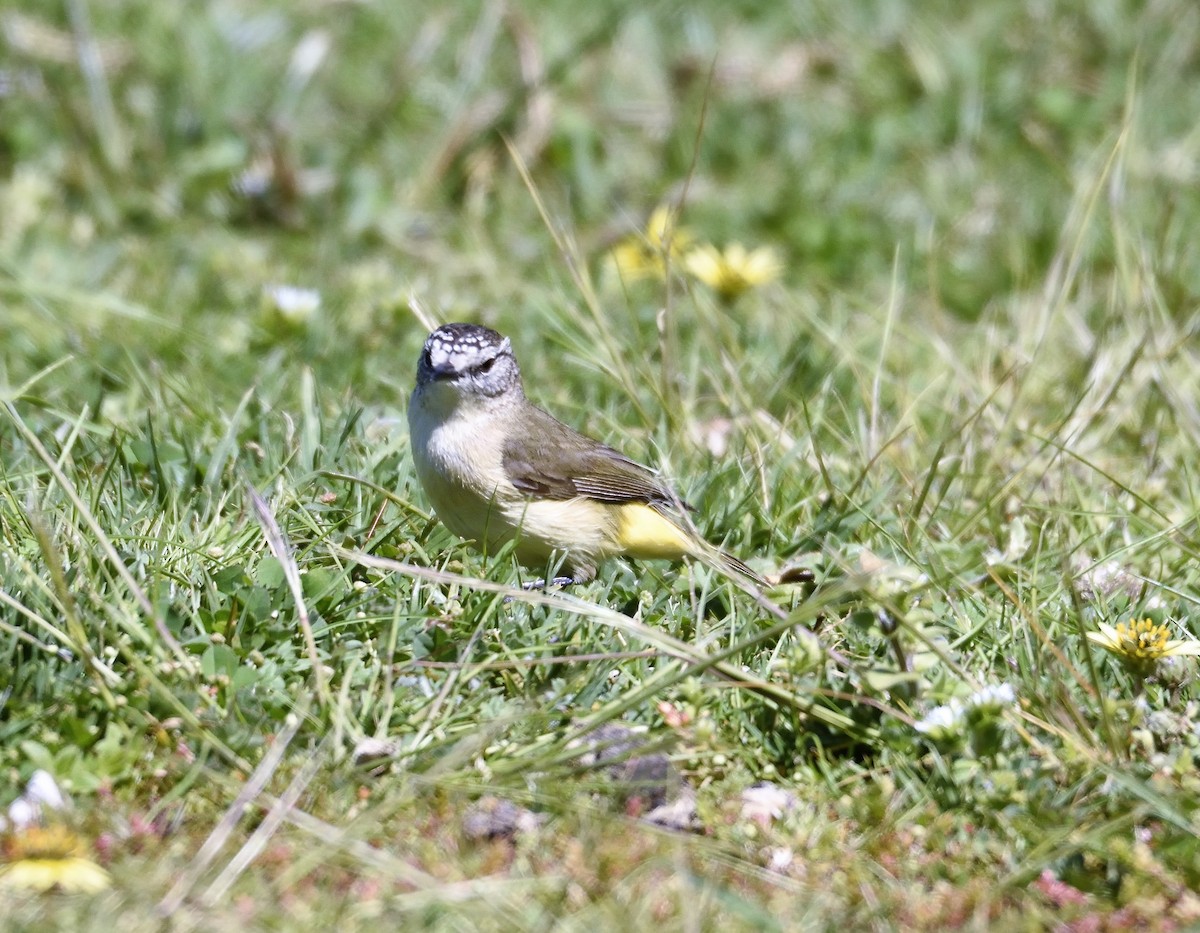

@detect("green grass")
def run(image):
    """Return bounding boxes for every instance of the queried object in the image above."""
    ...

[4,0,1200,927]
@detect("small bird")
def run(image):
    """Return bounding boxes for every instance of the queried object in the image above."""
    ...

[407,323,763,586]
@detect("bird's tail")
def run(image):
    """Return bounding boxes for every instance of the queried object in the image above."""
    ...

[639,501,767,589]
[685,539,767,590]
[720,549,766,586]
[713,547,768,589]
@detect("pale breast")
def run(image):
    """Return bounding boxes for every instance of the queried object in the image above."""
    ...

[408,394,505,542]
[408,388,612,578]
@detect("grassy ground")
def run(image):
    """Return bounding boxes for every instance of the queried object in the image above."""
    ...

[4,0,1200,928]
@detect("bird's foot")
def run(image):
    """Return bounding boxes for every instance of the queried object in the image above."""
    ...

[521,576,576,591]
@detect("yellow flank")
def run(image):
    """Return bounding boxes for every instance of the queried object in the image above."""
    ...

[610,502,695,559]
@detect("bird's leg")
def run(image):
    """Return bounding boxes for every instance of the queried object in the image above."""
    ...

[521,576,576,590]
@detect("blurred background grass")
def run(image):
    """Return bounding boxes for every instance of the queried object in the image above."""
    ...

[4,0,1200,927]
[6,0,1198,399]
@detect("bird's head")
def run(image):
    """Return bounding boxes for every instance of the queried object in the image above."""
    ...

[415,323,522,404]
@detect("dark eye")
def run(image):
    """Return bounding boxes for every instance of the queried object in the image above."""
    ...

[478,357,496,374]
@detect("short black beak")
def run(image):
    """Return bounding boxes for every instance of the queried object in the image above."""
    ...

[430,363,457,380]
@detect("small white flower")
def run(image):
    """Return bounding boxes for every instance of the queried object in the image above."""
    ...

[263,284,321,326]
[967,682,1016,710]
[23,770,68,811]
[914,682,1015,737]
[4,798,37,832]
[985,517,1030,567]
[740,783,800,826]
[767,847,795,873]
[3,770,70,831]
[914,701,964,736]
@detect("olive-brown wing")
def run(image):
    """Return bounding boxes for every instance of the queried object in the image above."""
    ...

[501,406,687,508]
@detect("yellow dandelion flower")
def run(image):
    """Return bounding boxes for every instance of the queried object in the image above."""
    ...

[0,824,110,894]
[608,205,694,283]
[644,205,690,251]
[1087,619,1200,667]
[685,242,782,301]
